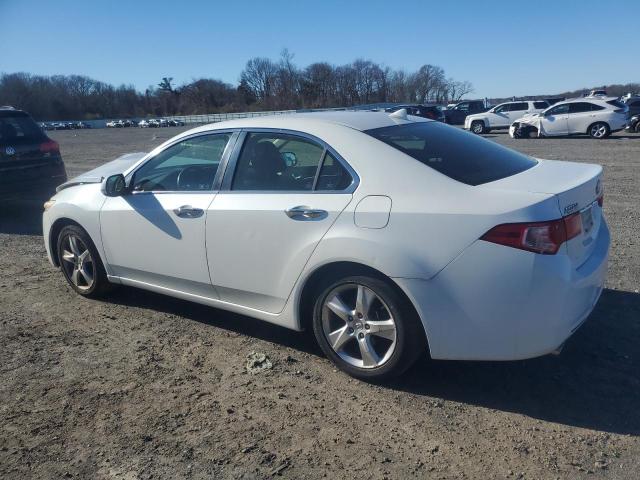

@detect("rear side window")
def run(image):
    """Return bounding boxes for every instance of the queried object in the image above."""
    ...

[510,102,528,111]
[316,152,352,191]
[534,101,549,109]
[365,122,537,186]
[0,114,45,144]
[568,103,593,113]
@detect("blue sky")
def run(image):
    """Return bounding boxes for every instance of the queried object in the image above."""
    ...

[0,0,637,98]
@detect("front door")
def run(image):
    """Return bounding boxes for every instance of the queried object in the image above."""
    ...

[100,132,235,296]
[541,103,570,136]
[206,131,356,313]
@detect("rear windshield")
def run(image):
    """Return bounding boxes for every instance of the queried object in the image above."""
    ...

[607,100,626,109]
[365,121,537,186]
[0,113,45,144]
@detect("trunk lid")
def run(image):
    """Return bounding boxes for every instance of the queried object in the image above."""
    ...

[481,159,603,267]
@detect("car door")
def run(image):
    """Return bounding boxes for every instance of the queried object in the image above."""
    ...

[206,130,357,314]
[506,102,529,123]
[541,103,569,136]
[567,102,595,134]
[491,103,511,127]
[100,131,237,296]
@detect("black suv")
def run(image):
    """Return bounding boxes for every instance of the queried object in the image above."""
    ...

[385,104,445,122]
[0,107,67,202]
[444,100,488,125]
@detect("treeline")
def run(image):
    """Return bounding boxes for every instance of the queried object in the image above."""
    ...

[0,51,473,121]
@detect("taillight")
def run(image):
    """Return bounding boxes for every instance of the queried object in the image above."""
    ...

[40,140,60,156]
[481,213,582,255]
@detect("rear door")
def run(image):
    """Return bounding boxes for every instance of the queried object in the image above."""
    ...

[568,102,596,134]
[206,130,356,313]
[506,102,530,123]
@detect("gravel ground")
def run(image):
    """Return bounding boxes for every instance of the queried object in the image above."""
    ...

[1,126,639,479]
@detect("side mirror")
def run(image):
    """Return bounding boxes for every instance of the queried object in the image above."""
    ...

[281,151,298,167]
[102,173,127,197]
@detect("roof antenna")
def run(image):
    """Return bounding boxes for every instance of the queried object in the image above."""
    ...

[389,108,408,120]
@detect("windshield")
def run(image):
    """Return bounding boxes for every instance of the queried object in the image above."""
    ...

[365,122,537,186]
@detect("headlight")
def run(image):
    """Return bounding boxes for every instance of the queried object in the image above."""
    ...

[43,199,56,211]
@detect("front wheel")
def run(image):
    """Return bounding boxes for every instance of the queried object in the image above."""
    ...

[57,225,112,298]
[312,275,425,380]
[470,120,486,135]
[588,122,610,139]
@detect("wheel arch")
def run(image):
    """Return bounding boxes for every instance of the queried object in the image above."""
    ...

[48,217,84,267]
[587,121,610,136]
[296,260,431,355]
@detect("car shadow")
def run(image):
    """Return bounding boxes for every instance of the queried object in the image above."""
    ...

[105,285,639,435]
[0,201,44,235]
[106,285,319,355]
[390,288,640,436]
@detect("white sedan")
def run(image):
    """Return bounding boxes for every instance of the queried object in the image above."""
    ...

[43,111,609,380]
[510,97,629,139]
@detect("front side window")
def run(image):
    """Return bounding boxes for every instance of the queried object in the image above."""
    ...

[455,102,469,112]
[232,132,325,191]
[365,122,537,186]
[132,133,230,192]
[547,104,569,115]
[493,104,509,113]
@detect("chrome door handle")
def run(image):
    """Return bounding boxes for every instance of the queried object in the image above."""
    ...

[285,205,327,220]
[173,205,204,218]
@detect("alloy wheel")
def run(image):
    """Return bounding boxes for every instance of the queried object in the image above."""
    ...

[590,124,607,138]
[321,283,397,369]
[472,122,484,134]
[60,234,95,291]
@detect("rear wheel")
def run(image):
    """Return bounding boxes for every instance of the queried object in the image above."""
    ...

[57,225,111,298]
[471,120,486,134]
[588,122,610,139]
[635,122,640,134]
[312,275,425,380]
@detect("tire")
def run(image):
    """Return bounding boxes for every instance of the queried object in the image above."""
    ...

[588,122,610,139]
[57,225,112,298]
[471,120,486,135]
[635,122,640,134]
[312,275,425,381]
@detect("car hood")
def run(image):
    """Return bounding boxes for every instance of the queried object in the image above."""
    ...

[515,112,542,125]
[56,152,146,192]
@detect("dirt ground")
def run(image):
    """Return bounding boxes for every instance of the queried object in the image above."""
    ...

[1,126,639,479]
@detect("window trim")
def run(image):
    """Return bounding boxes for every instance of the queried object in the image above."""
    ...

[125,129,240,195]
[219,128,359,194]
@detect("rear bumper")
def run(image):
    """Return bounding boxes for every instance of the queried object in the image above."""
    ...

[396,220,609,361]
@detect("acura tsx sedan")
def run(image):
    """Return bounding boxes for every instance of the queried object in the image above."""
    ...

[43,110,609,380]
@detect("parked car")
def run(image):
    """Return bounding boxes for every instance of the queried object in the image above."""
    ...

[510,97,629,139]
[626,114,640,133]
[106,120,117,128]
[138,120,149,128]
[588,89,607,97]
[464,100,549,134]
[385,104,445,122]
[43,111,608,380]
[147,119,160,127]
[444,100,488,125]
[1,107,67,202]
[168,119,185,127]
[621,96,640,117]
[159,118,169,127]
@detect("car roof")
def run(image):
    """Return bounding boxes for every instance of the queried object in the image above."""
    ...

[561,96,618,104]
[189,111,430,134]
